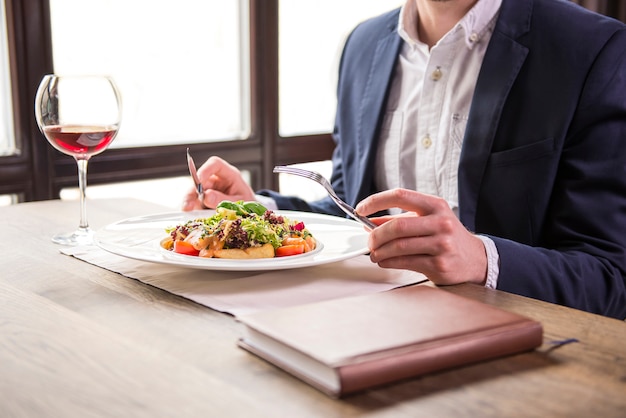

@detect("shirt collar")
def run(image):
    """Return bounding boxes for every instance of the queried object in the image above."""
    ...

[398,0,502,50]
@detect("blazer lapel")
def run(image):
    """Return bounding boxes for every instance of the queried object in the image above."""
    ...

[458,0,531,230]
[353,23,403,203]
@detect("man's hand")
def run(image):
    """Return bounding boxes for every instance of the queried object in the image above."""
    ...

[182,156,256,211]
[355,188,487,285]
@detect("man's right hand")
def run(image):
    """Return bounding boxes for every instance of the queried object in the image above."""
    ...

[181,156,256,211]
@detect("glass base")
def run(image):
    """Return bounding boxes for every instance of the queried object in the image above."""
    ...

[52,227,94,246]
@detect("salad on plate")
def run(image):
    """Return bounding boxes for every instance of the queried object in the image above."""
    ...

[160,200,317,259]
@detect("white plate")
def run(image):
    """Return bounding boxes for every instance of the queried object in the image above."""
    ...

[94,210,370,271]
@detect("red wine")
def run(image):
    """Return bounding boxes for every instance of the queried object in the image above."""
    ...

[43,125,118,158]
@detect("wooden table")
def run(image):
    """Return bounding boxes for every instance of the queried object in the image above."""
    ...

[1,198,624,417]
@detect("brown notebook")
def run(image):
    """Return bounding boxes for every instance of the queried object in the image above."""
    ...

[237,285,543,397]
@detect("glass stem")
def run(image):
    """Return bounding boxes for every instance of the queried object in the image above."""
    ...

[76,158,89,230]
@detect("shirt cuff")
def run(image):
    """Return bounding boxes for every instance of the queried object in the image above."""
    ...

[476,235,500,290]
[254,194,279,211]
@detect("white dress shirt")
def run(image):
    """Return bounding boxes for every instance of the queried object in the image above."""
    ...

[375,0,502,289]
[260,0,501,289]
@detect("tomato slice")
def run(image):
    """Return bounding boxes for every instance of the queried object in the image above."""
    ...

[173,240,200,256]
[275,244,305,257]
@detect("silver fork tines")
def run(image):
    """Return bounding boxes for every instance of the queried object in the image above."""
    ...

[273,166,376,230]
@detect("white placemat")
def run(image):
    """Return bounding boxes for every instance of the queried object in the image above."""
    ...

[61,246,428,317]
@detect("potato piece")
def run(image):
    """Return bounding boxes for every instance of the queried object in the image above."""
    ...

[214,243,275,259]
[160,236,174,250]
[304,236,316,252]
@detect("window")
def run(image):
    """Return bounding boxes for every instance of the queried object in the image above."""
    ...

[0,0,15,156]
[278,0,403,137]
[2,0,267,203]
[49,0,249,148]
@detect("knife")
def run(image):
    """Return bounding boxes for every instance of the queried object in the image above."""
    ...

[186,148,205,205]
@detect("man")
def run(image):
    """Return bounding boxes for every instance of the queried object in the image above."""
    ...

[183,0,626,319]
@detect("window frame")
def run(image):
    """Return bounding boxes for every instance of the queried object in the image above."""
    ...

[0,0,335,202]
[6,1,622,202]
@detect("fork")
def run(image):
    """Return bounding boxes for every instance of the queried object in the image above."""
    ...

[186,148,204,204]
[273,166,376,230]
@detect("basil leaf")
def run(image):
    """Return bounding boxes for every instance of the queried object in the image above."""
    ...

[217,200,244,214]
[243,201,267,216]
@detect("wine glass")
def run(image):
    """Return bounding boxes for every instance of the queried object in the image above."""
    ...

[35,74,121,246]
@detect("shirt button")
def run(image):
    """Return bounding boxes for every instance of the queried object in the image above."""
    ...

[469,33,479,43]
[422,135,432,148]
[431,67,442,81]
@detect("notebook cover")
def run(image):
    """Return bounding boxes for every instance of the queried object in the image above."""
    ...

[237,285,543,397]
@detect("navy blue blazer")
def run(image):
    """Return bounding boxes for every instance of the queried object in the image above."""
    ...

[261,0,626,318]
